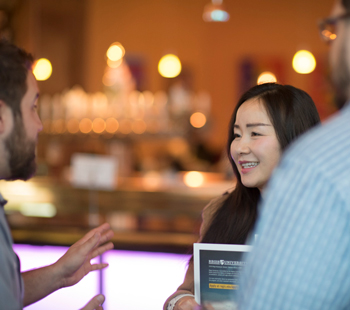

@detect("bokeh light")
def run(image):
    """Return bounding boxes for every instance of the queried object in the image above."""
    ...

[142,171,162,190]
[20,203,56,218]
[158,54,182,78]
[43,120,51,133]
[106,118,119,134]
[190,112,207,128]
[107,58,123,69]
[168,137,189,157]
[132,120,147,134]
[292,50,316,74]
[257,71,277,84]
[207,10,229,22]
[202,0,230,22]
[79,118,92,134]
[92,118,106,134]
[106,42,125,62]
[321,29,337,41]
[53,119,66,134]
[119,119,133,134]
[66,118,80,134]
[102,70,115,86]
[183,171,204,188]
[33,58,52,81]
[147,120,160,134]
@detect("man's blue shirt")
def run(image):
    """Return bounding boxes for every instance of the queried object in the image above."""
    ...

[238,104,350,309]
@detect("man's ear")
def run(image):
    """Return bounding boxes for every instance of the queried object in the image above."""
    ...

[0,100,12,135]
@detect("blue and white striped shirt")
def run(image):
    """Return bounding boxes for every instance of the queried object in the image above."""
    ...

[237,103,350,309]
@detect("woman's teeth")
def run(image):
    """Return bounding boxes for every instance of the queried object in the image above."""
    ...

[242,162,259,168]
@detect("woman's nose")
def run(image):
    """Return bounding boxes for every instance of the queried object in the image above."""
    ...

[236,138,250,154]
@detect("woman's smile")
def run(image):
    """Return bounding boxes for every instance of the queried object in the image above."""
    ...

[239,161,260,174]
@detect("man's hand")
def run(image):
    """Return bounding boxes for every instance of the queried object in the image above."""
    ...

[55,223,115,288]
[22,223,114,306]
[80,294,105,310]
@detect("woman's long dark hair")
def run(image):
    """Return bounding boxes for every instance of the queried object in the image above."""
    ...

[201,83,321,244]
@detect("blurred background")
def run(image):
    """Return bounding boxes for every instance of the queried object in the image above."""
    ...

[0,0,336,308]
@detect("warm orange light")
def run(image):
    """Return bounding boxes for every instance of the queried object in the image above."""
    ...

[154,91,168,107]
[142,171,162,190]
[183,171,204,188]
[106,118,119,133]
[190,112,207,128]
[292,50,316,74]
[106,42,125,62]
[168,137,189,157]
[132,120,147,134]
[79,118,92,134]
[33,58,52,81]
[42,120,51,133]
[147,120,160,134]
[143,90,154,106]
[107,58,123,68]
[119,119,132,134]
[257,72,277,85]
[92,118,106,134]
[322,30,337,41]
[53,119,65,134]
[67,118,80,134]
[102,71,115,86]
[158,54,182,78]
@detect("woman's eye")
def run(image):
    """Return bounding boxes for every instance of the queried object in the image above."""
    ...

[251,132,261,137]
[233,133,241,139]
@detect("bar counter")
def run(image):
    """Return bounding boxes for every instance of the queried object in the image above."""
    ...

[2,174,233,253]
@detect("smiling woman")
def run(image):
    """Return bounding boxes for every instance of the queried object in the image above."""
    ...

[164,83,321,310]
[231,97,281,191]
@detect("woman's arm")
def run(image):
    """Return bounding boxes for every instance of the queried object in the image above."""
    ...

[163,194,228,310]
[163,260,197,310]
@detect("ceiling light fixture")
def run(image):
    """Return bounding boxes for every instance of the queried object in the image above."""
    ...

[203,0,230,22]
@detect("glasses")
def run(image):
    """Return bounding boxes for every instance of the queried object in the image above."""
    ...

[319,12,350,42]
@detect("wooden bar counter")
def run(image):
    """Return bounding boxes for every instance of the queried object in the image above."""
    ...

[2,174,233,253]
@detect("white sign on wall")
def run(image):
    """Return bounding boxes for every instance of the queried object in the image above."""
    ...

[71,153,118,190]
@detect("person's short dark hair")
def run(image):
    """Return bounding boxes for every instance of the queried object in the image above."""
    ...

[342,0,350,11]
[0,40,33,117]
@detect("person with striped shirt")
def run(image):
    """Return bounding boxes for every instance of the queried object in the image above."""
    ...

[237,0,350,309]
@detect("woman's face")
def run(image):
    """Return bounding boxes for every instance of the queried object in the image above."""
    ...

[230,97,281,191]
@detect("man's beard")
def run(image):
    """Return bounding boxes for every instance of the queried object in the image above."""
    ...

[5,115,37,181]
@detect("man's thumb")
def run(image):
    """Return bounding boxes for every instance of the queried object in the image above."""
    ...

[80,294,105,310]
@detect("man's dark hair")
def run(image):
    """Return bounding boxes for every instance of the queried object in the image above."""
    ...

[0,40,33,116]
[342,0,350,11]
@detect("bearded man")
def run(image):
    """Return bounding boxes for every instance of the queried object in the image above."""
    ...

[0,40,114,310]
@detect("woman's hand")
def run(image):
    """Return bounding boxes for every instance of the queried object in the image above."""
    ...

[174,296,199,310]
